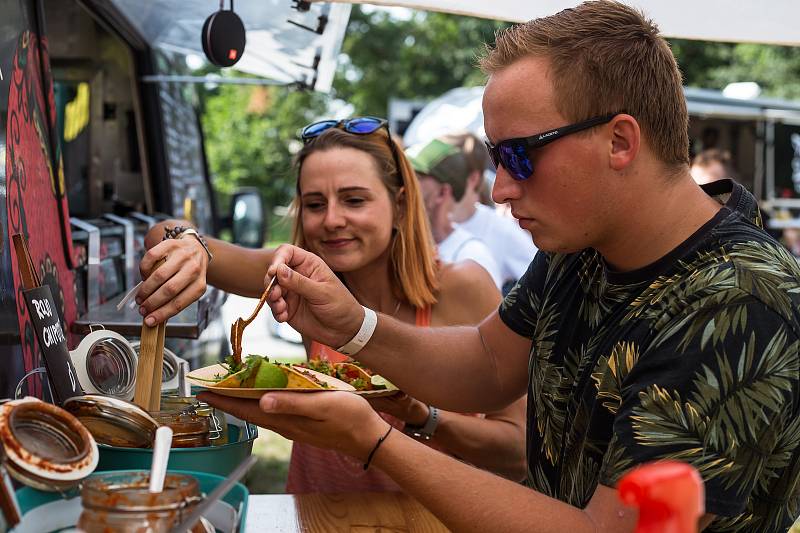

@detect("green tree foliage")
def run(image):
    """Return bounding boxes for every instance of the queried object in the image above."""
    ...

[201,83,327,210]
[670,39,800,100]
[198,7,800,228]
[333,8,509,116]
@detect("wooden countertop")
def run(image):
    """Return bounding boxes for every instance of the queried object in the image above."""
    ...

[244,492,450,532]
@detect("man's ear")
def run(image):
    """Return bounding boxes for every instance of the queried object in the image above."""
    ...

[467,170,482,192]
[609,114,640,171]
[440,183,453,201]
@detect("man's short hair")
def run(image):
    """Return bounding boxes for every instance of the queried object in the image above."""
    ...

[479,0,689,169]
[691,148,731,170]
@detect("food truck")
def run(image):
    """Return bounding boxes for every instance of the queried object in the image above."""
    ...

[0,0,351,400]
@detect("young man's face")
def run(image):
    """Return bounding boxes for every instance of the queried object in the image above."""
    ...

[483,55,617,254]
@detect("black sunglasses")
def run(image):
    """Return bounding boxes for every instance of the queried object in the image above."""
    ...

[300,116,402,181]
[485,113,621,181]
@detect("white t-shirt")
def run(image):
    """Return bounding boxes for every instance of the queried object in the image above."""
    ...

[438,227,503,288]
[458,203,538,286]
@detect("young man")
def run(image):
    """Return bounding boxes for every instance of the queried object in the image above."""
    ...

[141,2,800,531]
[409,133,536,294]
[408,138,504,288]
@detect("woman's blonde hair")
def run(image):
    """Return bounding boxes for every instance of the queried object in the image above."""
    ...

[291,126,439,308]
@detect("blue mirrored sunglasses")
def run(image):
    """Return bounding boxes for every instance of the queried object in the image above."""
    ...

[485,113,621,180]
[300,116,388,143]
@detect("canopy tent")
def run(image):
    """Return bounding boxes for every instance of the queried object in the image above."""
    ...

[319,0,800,46]
[109,0,352,91]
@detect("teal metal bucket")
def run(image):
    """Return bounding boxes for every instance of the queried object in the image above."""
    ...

[96,423,256,476]
[14,470,248,533]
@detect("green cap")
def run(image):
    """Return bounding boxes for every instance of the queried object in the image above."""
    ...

[406,139,470,199]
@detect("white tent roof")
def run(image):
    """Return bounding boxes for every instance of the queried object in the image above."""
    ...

[111,0,351,91]
[323,0,800,46]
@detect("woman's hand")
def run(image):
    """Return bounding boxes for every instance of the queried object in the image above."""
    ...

[137,221,209,325]
[266,244,365,349]
[367,393,429,426]
[198,390,390,461]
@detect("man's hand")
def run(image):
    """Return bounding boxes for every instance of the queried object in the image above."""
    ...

[266,244,364,348]
[137,236,209,325]
[198,390,390,462]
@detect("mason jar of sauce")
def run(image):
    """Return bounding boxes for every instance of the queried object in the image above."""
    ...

[78,471,209,533]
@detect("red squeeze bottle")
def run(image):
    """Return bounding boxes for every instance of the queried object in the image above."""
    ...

[618,461,705,533]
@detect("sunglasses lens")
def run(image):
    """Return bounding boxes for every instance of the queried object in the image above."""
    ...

[499,142,533,180]
[302,120,338,139]
[345,117,384,134]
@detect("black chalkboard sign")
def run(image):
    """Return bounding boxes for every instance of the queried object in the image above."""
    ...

[22,286,83,404]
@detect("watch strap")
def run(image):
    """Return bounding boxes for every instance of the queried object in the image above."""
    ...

[404,405,439,440]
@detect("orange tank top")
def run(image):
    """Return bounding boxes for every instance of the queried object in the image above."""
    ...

[286,306,431,494]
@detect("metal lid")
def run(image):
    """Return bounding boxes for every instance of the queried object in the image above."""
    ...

[0,398,98,491]
[63,395,159,449]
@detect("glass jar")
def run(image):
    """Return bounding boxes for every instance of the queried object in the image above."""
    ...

[158,396,228,445]
[78,471,208,533]
[150,412,211,448]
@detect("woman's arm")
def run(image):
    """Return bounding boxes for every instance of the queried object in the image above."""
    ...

[138,219,277,323]
[369,259,527,480]
[370,394,527,481]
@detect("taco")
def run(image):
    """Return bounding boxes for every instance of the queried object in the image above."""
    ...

[333,362,375,391]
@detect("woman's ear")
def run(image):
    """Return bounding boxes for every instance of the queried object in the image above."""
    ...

[394,187,406,228]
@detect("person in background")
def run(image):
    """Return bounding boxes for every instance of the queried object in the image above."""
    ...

[434,132,539,293]
[689,148,732,185]
[408,139,503,288]
[138,116,527,492]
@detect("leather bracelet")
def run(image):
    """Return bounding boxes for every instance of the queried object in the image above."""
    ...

[363,425,393,470]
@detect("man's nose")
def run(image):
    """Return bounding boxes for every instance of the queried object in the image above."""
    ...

[491,166,523,205]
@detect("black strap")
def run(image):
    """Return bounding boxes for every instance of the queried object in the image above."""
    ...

[363,425,393,470]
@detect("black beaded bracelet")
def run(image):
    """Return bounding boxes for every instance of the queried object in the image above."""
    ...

[363,425,393,470]
[163,225,213,263]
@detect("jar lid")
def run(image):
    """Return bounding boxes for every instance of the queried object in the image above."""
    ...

[63,395,159,448]
[0,398,98,491]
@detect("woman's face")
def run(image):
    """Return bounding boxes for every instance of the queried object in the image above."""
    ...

[299,147,396,272]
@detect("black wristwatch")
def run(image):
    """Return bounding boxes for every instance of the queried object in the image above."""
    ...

[403,406,439,440]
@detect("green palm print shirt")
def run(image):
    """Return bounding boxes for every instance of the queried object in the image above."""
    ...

[499,180,800,532]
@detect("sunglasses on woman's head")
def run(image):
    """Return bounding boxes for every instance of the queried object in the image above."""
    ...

[484,113,622,181]
[300,116,389,143]
[300,116,403,183]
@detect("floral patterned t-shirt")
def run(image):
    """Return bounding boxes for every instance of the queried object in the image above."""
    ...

[500,179,800,532]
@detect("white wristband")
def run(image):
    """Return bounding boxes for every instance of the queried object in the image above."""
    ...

[337,306,377,356]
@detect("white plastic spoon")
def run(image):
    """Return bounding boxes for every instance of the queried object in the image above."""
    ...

[149,426,173,493]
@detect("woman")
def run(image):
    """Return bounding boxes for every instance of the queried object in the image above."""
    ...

[139,116,526,491]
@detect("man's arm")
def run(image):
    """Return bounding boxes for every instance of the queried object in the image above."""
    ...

[358,311,531,412]
[197,391,642,533]
[266,245,531,412]
[374,429,638,533]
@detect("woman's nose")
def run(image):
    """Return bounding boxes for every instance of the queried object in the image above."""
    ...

[323,203,346,230]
